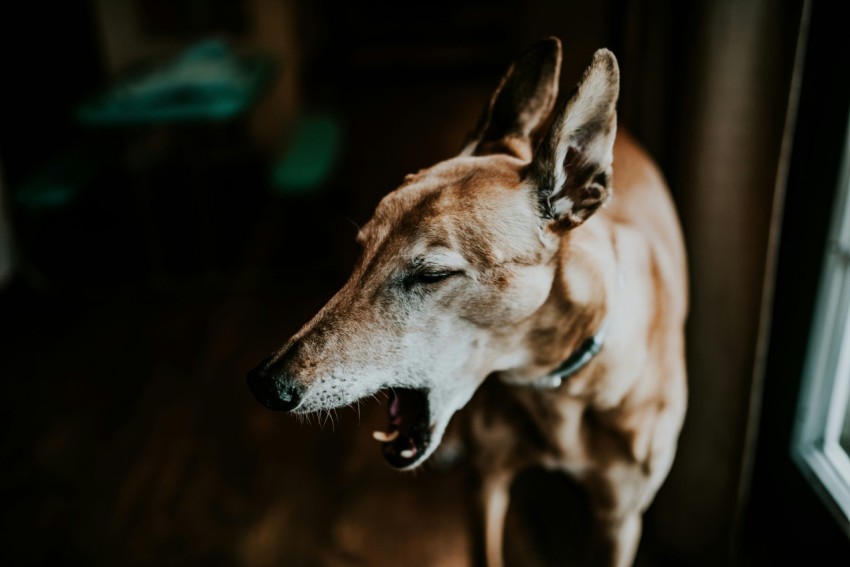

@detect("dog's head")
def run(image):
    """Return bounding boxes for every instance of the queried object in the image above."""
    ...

[247,38,619,469]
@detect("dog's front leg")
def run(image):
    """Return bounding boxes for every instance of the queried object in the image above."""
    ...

[476,471,512,567]
[590,512,642,567]
[582,465,653,567]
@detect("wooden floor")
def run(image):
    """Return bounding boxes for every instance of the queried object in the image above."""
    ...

[0,76,677,567]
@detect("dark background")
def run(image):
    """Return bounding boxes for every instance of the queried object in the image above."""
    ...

[1,0,847,565]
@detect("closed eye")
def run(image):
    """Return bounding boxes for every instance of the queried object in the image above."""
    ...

[405,269,463,287]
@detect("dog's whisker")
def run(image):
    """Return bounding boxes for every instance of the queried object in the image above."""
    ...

[343,216,362,234]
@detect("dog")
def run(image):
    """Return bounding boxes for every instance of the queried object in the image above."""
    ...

[247,37,688,567]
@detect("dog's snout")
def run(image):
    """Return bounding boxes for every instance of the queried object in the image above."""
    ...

[246,360,303,412]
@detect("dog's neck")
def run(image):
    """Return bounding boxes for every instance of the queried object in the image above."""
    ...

[514,318,609,389]
[498,316,609,390]
[496,240,623,391]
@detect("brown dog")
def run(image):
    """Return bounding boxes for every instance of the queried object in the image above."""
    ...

[247,38,687,567]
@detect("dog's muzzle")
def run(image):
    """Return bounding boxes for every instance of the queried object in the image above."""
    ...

[246,358,303,412]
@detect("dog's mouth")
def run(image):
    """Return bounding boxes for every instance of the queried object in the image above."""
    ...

[372,388,431,469]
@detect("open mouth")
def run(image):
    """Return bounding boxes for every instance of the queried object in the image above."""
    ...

[372,388,431,469]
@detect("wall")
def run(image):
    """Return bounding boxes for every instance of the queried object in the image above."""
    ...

[647,0,802,562]
[0,161,12,288]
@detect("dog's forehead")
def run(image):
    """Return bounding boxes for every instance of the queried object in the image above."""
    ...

[406,154,524,189]
[363,155,528,241]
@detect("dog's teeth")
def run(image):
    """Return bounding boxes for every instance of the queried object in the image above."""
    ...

[400,449,415,459]
[372,430,399,442]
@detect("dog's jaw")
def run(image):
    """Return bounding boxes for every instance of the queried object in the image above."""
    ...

[292,372,484,470]
[386,383,481,470]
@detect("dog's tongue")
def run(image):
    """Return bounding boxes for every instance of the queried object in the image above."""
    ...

[372,389,425,460]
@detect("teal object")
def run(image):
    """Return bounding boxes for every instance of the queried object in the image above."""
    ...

[16,149,98,211]
[76,39,274,125]
[271,113,342,196]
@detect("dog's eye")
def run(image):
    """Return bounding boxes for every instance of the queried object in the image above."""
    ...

[406,270,462,287]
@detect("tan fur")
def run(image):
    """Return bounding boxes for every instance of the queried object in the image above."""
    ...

[249,40,687,567]
[467,129,687,566]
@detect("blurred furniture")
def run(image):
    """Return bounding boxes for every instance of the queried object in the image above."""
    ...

[77,40,273,126]
[270,111,341,197]
[74,40,276,282]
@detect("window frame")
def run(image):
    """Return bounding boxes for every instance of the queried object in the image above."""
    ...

[792,115,850,536]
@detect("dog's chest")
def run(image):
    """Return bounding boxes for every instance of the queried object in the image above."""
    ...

[469,379,602,475]
[511,389,595,470]
[470,375,659,480]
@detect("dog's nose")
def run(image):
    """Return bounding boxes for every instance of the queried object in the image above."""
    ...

[246,361,303,412]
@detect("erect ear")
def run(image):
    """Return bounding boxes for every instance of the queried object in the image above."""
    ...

[530,49,619,230]
[460,37,562,159]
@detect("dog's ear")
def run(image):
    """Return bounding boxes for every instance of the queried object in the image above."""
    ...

[460,37,561,159]
[530,49,619,231]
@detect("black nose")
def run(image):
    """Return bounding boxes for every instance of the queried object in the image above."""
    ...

[246,362,303,412]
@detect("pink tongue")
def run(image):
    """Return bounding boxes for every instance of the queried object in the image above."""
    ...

[388,389,425,430]
[389,392,406,427]
[389,392,401,417]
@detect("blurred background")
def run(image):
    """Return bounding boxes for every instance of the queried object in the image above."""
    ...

[1,0,849,565]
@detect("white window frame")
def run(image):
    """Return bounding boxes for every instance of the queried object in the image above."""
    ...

[792,114,850,537]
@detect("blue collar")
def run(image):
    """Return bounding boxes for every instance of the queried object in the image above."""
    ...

[502,319,609,390]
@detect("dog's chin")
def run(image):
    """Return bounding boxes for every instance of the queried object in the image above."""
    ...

[373,388,458,471]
